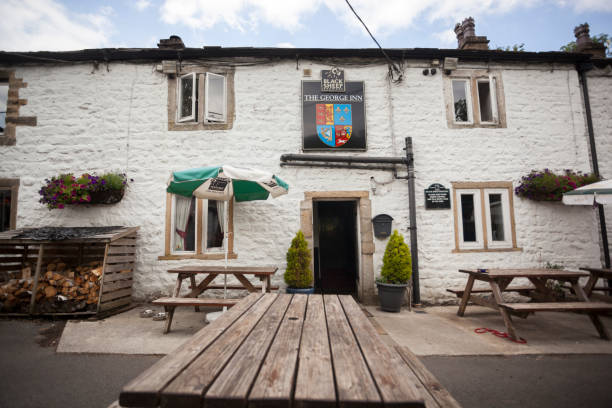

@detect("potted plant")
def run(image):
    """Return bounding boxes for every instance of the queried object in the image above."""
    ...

[514,169,599,202]
[284,230,314,294]
[39,172,131,210]
[376,230,412,312]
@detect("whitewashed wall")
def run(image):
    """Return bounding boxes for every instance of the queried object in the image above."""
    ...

[588,67,612,269]
[0,58,604,303]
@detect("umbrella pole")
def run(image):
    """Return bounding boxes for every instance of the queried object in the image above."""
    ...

[223,200,229,311]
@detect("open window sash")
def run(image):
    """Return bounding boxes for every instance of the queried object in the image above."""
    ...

[177,73,197,123]
[205,72,227,123]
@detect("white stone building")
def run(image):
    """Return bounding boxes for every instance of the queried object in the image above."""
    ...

[1,24,611,305]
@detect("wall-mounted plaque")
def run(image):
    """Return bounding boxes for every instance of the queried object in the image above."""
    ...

[425,183,451,209]
[302,81,366,151]
[321,68,345,93]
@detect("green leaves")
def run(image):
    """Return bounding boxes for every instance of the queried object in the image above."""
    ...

[380,230,412,284]
[284,230,313,289]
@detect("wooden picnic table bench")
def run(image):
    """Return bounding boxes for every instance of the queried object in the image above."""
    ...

[157,265,278,333]
[117,293,429,408]
[456,268,611,341]
[580,267,612,301]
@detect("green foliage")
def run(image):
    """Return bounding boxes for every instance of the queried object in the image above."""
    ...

[514,169,599,202]
[380,230,412,284]
[495,43,525,52]
[561,32,611,56]
[545,261,563,270]
[284,230,313,288]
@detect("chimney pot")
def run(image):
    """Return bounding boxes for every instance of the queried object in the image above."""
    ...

[454,17,489,50]
[157,35,185,49]
[573,23,606,58]
[462,17,476,38]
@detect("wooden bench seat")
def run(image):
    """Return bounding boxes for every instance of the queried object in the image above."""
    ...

[188,284,279,291]
[498,302,612,313]
[447,286,534,297]
[152,297,240,333]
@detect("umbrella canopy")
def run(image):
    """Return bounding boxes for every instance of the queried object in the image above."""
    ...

[562,179,612,206]
[167,165,288,202]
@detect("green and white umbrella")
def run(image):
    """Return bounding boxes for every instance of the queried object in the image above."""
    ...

[562,179,612,206]
[166,165,288,316]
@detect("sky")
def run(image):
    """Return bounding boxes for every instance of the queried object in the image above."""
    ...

[0,0,610,52]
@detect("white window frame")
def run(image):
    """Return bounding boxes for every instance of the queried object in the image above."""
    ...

[456,189,483,249]
[483,188,512,249]
[476,76,499,124]
[0,80,8,135]
[170,195,198,254]
[204,72,227,123]
[451,79,473,124]
[177,72,197,123]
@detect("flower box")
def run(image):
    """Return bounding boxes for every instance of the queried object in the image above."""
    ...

[39,173,130,210]
[514,169,599,202]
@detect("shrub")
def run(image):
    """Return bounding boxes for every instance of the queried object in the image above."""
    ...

[514,169,599,202]
[39,172,131,210]
[284,230,313,288]
[380,230,412,284]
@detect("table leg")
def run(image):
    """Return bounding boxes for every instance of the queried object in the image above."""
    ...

[571,280,610,340]
[235,274,257,292]
[583,274,598,297]
[490,280,519,341]
[190,273,218,297]
[189,275,200,312]
[457,275,475,317]
[163,306,176,334]
[172,274,184,297]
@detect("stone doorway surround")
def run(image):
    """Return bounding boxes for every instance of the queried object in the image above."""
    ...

[300,191,376,304]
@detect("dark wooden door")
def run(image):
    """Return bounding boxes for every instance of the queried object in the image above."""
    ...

[315,201,357,294]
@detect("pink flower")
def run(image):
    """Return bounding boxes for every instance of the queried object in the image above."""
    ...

[58,204,65,209]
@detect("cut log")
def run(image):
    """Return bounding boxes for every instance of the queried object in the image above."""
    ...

[44,286,57,298]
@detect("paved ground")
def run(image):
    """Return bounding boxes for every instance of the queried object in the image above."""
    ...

[2,305,612,407]
[366,305,612,355]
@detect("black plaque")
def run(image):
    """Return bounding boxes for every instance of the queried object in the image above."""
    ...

[425,183,451,209]
[302,81,366,151]
[321,68,345,92]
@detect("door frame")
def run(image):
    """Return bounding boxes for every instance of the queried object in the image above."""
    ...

[300,191,375,304]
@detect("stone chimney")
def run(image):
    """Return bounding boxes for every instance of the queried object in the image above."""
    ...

[454,17,489,50]
[157,35,185,50]
[573,23,606,59]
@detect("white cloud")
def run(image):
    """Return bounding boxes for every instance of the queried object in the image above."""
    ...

[0,0,113,51]
[276,42,295,48]
[135,0,152,11]
[433,29,457,47]
[159,0,612,39]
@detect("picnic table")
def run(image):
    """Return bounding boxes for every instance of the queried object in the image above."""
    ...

[454,268,612,341]
[118,293,428,408]
[153,266,277,333]
[580,267,612,298]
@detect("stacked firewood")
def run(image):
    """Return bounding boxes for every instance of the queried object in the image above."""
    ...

[0,260,103,313]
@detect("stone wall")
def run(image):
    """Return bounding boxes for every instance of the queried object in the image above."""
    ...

[0,59,605,303]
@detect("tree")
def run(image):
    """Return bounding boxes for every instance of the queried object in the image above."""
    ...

[495,43,525,52]
[380,230,412,284]
[284,230,313,288]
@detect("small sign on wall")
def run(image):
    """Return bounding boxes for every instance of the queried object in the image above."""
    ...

[425,183,451,209]
[321,68,345,93]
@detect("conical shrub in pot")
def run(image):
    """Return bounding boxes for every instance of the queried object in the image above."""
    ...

[377,230,412,312]
[284,230,314,293]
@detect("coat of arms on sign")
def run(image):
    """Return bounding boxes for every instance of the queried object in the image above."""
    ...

[321,67,345,93]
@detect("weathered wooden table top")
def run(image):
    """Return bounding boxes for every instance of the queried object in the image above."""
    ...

[459,268,589,279]
[580,267,612,279]
[167,265,277,276]
[119,293,425,408]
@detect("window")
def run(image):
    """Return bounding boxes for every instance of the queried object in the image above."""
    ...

[444,70,506,128]
[0,179,18,232]
[452,182,519,252]
[0,80,8,134]
[168,68,234,131]
[161,193,236,260]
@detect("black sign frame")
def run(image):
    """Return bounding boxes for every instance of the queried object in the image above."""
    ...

[301,80,367,151]
[424,183,451,210]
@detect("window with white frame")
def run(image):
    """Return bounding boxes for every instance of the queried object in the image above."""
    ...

[445,70,506,128]
[452,182,518,252]
[0,80,8,134]
[163,194,234,259]
[173,71,229,127]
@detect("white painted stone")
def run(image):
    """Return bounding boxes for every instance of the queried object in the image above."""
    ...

[0,59,607,304]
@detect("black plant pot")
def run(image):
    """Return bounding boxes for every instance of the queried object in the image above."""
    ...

[286,287,315,294]
[89,189,125,205]
[377,282,408,312]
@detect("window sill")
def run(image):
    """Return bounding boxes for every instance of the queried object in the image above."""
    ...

[452,247,522,254]
[158,252,238,261]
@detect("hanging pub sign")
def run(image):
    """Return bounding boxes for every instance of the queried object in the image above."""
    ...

[424,183,451,209]
[302,79,366,150]
[321,68,345,93]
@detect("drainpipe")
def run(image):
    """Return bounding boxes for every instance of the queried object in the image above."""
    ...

[405,137,420,304]
[577,63,611,270]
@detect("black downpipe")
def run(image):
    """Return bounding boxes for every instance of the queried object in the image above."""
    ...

[577,64,611,270]
[405,137,420,304]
